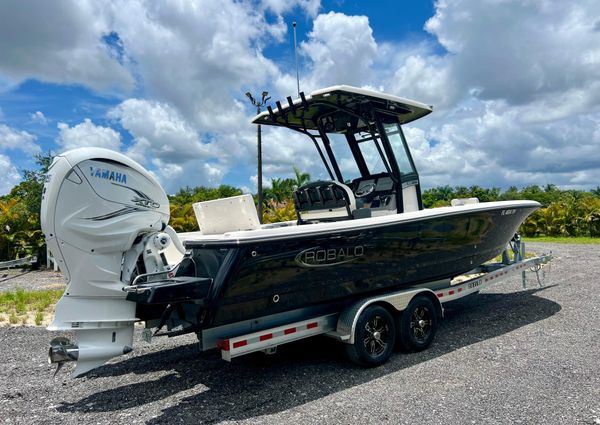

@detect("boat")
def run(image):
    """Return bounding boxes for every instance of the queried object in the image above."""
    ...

[42,85,539,375]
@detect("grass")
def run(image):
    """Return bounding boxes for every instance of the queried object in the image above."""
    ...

[35,311,44,326]
[0,288,63,326]
[523,236,600,244]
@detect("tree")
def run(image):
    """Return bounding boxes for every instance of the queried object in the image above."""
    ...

[421,185,454,208]
[0,151,53,261]
[168,185,243,233]
[169,203,197,233]
[293,167,310,189]
[169,185,242,205]
[263,177,296,203]
[263,200,297,223]
[6,151,54,222]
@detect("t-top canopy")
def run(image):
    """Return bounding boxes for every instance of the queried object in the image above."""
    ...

[251,85,433,131]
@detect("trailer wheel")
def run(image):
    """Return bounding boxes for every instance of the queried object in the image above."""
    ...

[398,295,437,352]
[345,305,396,367]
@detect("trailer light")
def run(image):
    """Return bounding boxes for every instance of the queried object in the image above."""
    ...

[217,339,230,351]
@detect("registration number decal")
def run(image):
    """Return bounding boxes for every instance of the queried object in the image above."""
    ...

[468,279,483,289]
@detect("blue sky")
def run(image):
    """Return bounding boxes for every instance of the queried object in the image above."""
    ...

[1,0,599,195]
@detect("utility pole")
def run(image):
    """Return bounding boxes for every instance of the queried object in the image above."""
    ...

[245,91,270,223]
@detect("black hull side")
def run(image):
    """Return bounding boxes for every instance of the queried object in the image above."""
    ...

[187,205,536,327]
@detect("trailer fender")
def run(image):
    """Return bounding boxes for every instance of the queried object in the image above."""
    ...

[331,288,443,345]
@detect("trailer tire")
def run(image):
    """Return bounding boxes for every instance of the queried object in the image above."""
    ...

[345,305,396,367]
[397,295,437,352]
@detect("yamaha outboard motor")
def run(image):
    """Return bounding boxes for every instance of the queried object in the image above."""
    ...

[41,147,184,376]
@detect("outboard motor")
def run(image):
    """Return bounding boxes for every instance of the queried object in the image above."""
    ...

[41,147,185,376]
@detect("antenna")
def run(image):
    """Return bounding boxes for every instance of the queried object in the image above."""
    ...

[293,21,300,97]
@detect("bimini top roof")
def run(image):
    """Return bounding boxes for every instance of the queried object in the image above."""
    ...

[251,85,433,131]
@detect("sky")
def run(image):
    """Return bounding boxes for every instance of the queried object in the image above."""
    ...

[0,0,599,195]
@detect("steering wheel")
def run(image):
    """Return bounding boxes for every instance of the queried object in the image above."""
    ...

[354,182,376,198]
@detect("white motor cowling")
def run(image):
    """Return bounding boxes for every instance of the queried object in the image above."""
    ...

[41,147,182,376]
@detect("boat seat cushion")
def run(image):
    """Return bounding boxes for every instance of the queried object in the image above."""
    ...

[293,181,356,223]
[192,194,260,235]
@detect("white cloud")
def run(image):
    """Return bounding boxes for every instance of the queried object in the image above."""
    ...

[0,154,21,195]
[250,174,273,192]
[30,111,49,125]
[385,51,455,109]
[0,0,133,92]
[301,12,378,89]
[233,4,600,190]
[0,124,40,194]
[404,98,600,189]
[108,99,212,163]
[260,126,332,180]
[0,124,40,154]
[424,0,600,106]
[150,157,226,195]
[56,119,121,152]
[104,0,287,131]
[385,0,600,189]
[108,98,229,192]
[261,0,321,18]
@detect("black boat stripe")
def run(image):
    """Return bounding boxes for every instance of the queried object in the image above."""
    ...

[85,206,145,221]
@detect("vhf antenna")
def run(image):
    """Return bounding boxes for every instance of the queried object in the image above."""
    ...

[293,21,300,97]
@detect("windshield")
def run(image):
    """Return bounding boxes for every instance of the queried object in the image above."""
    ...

[326,132,361,183]
[383,122,415,175]
[355,131,389,176]
[317,112,416,183]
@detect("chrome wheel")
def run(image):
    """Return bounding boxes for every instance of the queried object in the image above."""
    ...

[409,306,432,344]
[363,315,390,357]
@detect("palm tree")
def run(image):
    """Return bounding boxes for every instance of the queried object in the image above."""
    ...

[293,167,310,189]
[0,198,22,224]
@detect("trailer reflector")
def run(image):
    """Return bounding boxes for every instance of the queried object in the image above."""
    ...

[284,328,296,335]
[307,322,318,329]
[260,333,273,341]
[233,340,247,349]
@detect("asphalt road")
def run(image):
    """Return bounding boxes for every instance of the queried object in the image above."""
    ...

[1,242,599,424]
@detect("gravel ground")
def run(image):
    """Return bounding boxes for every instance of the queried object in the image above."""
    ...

[1,242,599,424]
[0,269,65,292]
